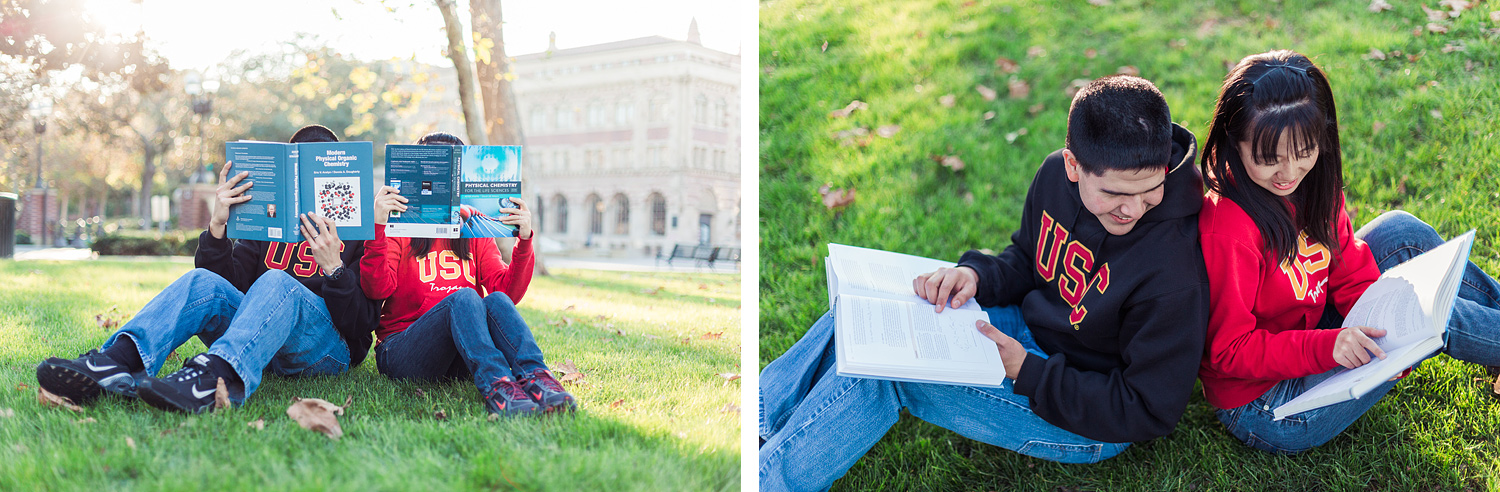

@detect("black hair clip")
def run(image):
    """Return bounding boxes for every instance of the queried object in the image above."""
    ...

[1251,62,1309,84]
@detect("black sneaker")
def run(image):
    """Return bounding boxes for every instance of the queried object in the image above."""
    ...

[521,369,577,413]
[138,354,224,414]
[35,349,142,404]
[484,376,542,417]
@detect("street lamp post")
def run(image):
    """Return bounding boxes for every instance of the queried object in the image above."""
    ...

[27,97,52,246]
[184,71,220,179]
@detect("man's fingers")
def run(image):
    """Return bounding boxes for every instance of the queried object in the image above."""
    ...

[913,274,930,300]
[224,171,250,189]
[227,195,253,205]
[934,274,958,313]
[218,161,233,182]
[975,320,1012,347]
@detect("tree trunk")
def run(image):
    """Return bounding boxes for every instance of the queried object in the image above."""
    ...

[138,145,156,227]
[469,0,546,275]
[436,0,489,146]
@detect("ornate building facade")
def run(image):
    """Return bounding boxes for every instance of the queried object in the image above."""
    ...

[512,22,741,256]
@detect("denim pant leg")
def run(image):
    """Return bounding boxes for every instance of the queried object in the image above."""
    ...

[759,310,841,441]
[482,293,549,376]
[205,270,349,404]
[758,306,1126,492]
[101,269,241,376]
[1216,364,1402,455]
[377,288,513,391]
[1357,210,1500,365]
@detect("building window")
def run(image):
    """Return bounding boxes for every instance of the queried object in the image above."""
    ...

[649,193,666,236]
[529,107,547,132]
[615,101,634,126]
[714,99,727,128]
[586,194,604,235]
[612,194,629,235]
[713,149,725,171]
[555,150,570,172]
[555,107,572,130]
[693,147,706,168]
[587,101,606,128]
[694,95,709,126]
[554,195,568,234]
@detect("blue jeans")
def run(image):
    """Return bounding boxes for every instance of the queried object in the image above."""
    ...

[1217,211,1500,454]
[101,269,351,405]
[374,288,548,393]
[759,305,1129,492]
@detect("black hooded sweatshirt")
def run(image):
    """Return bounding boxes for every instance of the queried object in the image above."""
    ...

[957,123,1208,444]
[195,232,379,367]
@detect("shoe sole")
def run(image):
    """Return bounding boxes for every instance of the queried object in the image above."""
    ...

[137,380,212,414]
[35,362,104,405]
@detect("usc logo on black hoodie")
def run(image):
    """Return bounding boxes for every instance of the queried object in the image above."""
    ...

[1035,211,1111,329]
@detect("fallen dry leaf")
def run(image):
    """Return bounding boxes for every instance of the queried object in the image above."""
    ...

[1087,0,1110,5]
[1422,4,1450,21]
[1365,48,1387,61]
[876,125,901,138]
[1085,48,1097,59]
[700,332,724,340]
[125,437,136,450]
[975,84,997,101]
[939,94,956,107]
[1196,19,1218,38]
[1397,175,1409,195]
[38,388,82,413]
[563,304,576,311]
[720,403,741,414]
[829,100,868,118]
[818,184,857,211]
[1008,79,1031,99]
[1442,42,1466,53]
[1117,65,1140,77]
[487,413,499,422]
[1431,109,1444,119]
[16,383,30,391]
[940,155,965,172]
[214,377,231,411]
[1492,11,1500,22]
[1065,78,1091,98]
[0,408,13,418]
[995,57,1020,73]
[1006,128,1030,144]
[1440,0,1469,14]
[1408,52,1423,62]
[95,314,119,330]
[75,417,96,424]
[1466,59,1476,71]
[1493,374,1500,396]
[610,399,625,409]
[1368,0,1393,12]
[1373,121,1387,134]
[821,40,828,52]
[286,396,351,440]
[983,111,996,120]
[717,373,742,382]
[1428,23,1449,34]
[413,388,427,398]
[434,409,448,420]
[1028,103,1045,116]
[1026,46,1046,58]
[248,418,265,430]
[1169,38,1188,49]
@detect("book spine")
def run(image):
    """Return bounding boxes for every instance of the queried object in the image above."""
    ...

[288,146,300,242]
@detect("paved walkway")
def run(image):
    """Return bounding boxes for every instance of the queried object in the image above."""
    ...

[6,245,740,274]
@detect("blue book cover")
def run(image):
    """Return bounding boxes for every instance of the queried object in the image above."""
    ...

[223,141,375,242]
[383,145,522,238]
[384,144,462,238]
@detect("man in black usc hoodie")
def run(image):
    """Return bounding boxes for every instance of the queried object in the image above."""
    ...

[36,125,378,414]
[759,76,1209,491]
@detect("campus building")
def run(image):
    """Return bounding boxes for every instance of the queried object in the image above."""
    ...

[513,21,741,257]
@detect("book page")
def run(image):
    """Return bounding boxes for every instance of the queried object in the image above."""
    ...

[838,295,994,366]
[1342,277,1427,350]
[457,146,523,238]
[828,243,981,311]
[384,144,461,238]
[224,141,289,241]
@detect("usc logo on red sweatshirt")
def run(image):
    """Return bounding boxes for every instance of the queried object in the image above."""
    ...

[1035,212,1111,329]
[1280,233,1331,301]
[416,250,477,284]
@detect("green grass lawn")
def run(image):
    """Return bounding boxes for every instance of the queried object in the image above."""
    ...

[0,260,740,491]
[760,0,1500,490]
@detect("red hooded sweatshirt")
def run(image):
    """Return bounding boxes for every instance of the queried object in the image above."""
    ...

[1197,193,1380,409]
[359,226,535,342]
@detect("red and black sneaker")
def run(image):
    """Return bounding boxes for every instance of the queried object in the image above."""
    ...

[484,376,542,417]
[522,369,577,413]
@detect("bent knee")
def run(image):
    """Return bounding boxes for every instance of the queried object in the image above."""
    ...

[483,292,517,310]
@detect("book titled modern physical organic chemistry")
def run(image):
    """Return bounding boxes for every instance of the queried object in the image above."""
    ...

[1273,231,1476,420]
[825,243,1006,388]
[223,141,375,242]
[383,144,522,238]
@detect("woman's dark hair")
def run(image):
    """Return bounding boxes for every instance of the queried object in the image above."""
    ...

[409,132,470,260]
[1201,49,1343,266]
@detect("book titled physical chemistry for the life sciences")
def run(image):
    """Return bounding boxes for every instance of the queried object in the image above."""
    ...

[222,141,375,242]
[383,145,522,239]
[1273,231,1476,420]
[825,243,1006,388]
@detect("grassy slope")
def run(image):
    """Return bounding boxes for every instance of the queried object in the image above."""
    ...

[0,260,740,491]
[760,0,1500,490]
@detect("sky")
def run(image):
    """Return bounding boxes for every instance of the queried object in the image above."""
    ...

[83,0,743,73]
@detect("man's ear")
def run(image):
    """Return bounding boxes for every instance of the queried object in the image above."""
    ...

[1062,149,1081,183]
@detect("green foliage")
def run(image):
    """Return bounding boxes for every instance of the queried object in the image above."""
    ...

[761,0,1500,489]
[0,261,740,491]
[89,232,198,256]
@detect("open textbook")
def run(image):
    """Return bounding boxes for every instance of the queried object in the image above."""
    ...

[222,141,375,242]
[384,144,522,238]
[826,243,1006,387]
[1273,231,1476,420]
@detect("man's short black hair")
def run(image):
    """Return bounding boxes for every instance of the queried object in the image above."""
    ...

[1065,75,1172,175]
[289,125,339,143]
[417,132,465,146]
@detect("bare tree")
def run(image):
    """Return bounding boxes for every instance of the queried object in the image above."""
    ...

[435,0,488,146]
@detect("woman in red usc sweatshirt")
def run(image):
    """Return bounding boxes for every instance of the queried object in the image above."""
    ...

[361,132,575,417]
[1197,50,1500,454]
